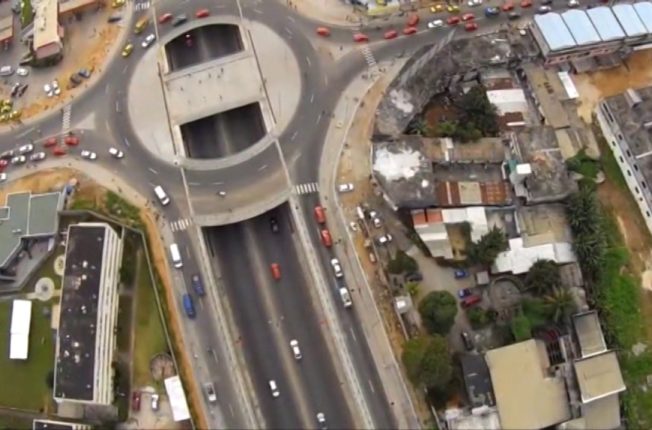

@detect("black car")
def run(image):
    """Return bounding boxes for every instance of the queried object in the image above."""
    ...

[541,0,553,4]
[461,331,474,351]
[270,217,279,233]
[70,74,82,86]
[405,272,423,282]
[18,83,28,97]
[0,149,14,160]
[77,68,92,79]
[10,82,20,97]
[191,274,205,297]
[172,14,188,27]
[508,12,521,20]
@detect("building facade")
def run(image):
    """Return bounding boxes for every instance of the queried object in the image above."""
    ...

[53,223,122,407]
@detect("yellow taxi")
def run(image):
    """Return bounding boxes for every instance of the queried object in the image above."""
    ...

[430,3,445,12]
[121,43,134,57]
[112,0,125,8]
[9,110,22,120]
[447,4,460,13]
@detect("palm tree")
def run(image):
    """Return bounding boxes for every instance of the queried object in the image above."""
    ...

[543,287,576,323]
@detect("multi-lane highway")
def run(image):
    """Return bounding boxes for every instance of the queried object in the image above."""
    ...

[0,0,557,428]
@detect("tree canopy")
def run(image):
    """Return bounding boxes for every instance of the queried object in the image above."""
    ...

[566,187,607,281]
[387,250,418,274]
[466,226,508,266]
[402,335,453,389]
[524,259,561,295]
[418,291,458,335]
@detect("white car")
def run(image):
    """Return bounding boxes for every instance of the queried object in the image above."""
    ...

[150,393,159,411]
[537,5,551,13]
[142,33,156,48]
[18,143,34,154]
[337,183,354,193]
[467,0,482,6]
[16,67,29,77]
[377,234,393,245]
[268,380,280,398]
[204,383,217,403]
[81,150,97,160]
[30,152,46,162]
[289,339,302,360]
[317,412,327,430]
[109,147,124,158]
[330,258,343,278]
[428,19,444,29]
[372,217,382,228]
[339,287,352,308]
[44,83,53,97]
[0,172,6,182]
[349,221,359,232]
[11,155,26,165]
[568,0,579,7]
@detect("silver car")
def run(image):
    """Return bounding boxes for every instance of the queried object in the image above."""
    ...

[141,33,156,48]
[30,152,46,162]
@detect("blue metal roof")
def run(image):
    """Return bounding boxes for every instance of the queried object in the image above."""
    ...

[612,4,647,37]
[634,2,652,33]
[533,13,576,51]
[587,7,625,41]
[561,10,602,46]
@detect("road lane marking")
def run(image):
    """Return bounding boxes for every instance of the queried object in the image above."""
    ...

[115,101,120,112]
[306,56,312,67]
[310,93,314,104]
[284,26,293,36]
[291,131,298,141]
[368,379,376,394]
[16,127,35,138]
[294,182,319,195]
[252,8,262,14]
[123,138,130,147]
[324,75,328,86]
[315,112,322,124]
[350,327,358,343]
[122,65,128,73]
[212,181,224,185]
[105,84,110,95]
[258,164,267,171]
[148,167,158,174]
[229,404,235,418]
[288,15,295,22]
[188,181,200,186]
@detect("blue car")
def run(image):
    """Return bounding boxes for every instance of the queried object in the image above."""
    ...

[458,288,472,299]
[454,269,469,279]
[191,274,205,297]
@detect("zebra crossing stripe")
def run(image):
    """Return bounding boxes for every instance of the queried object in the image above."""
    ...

[62,105,71,133]
[170,218,191,232]
[294,182,319,195]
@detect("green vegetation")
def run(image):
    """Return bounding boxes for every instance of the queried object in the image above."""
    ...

[105,191,142,227]
[0,415,33,430]
[402,335,452,389]
[466,226,508,266]
[20,0,34,28]
[69,198,95,211]
[510,312,532,342]
[435,86,499,142]
[418,291,458,335]
[405,281,420,297]
[566,149,601,180]
[0,300,54,410]
[524,259,561,295]
[467,307,493,329]
[387,250,418,274]
[543,287,576,323]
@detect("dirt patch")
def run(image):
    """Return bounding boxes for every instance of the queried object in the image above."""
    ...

[0,169,78,202]
[423,98,461,129]
[574,50,652,123]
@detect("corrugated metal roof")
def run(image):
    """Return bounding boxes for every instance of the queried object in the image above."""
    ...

[634,2,652,33]
[562,10,602,46]
[533,13,576,51]
[587,7,625,41]
[612,4,647,37]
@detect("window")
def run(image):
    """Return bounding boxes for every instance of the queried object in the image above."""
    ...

[626,149,632,157]
[611,140,616,147]
[618,133,624,140]
[636,187,640,194]
[647,211,651,218]
[627,170,632,176]
[619,156,624,163]
[635,164,639,172]
[644,182,648,189]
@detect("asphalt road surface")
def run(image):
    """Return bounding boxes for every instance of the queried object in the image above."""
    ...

[180,103,267,159]
[165,24,244,71]
[204,205,354,429]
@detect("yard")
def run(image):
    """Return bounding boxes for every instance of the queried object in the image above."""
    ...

[0,299,55,411]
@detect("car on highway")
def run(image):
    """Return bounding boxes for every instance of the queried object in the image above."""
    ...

[403,26,418,35]
[109,147,124,158]
[316,26,331,37]
[270,263,281,280]
[121,43,133,57]
[191,274,205,296]
[501,1,514,11]
[537,5,551,13]
[80,149,97,160]
[376,234,393,245]
[384,30,398,40]
[314,205,326,224]
[141,34,156,49]
[0,173,6,182]
[447,16,460,25]
[150,394,159,411]
[520,0,532,7]
[64,135,80,146]
[339,287,352,308]
[196,8,210,18]
[465,22,478,32]
[131,391,141,411]
[337,183,354,193]
[172,14,187,27]
[268,380,280,397]
[353,33,369,43]
[317,412,327,430]
[11,155,26,165]
[204,383,217,402]
[447,4,460,12]
[182,293,196,318]
[428,19,444,28]
[30,152,46,162]
[269,216,279,233]
[430,3,445,13]
[330,258,343,278]
[290,339,302,360]
[158,12,173,24]
[320,229,333,247]
[18,143,33,154]
[461,12,475,21]
[53,147,66,157]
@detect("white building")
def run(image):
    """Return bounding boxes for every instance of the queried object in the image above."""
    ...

[53,223,122,407]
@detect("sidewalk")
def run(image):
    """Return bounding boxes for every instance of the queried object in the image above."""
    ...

[318,60,424,428]
[286,0,365,27]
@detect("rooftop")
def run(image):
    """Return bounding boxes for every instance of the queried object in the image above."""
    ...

[0,191,62,269]
[33,419,80,430]
[460,354,495,408]
[517,203,573,247]
[574,351,626,404]
[33,0,60,50]
[586,7,626,42]
[572,311,607,358]
[562,10,602,46]
[485,339,571,429]
[54,224,112,401]
[612,4,648,38]
[533,13,576,51]
[601,86,652,190]
[422,138,506,164]
[633,1,652,33]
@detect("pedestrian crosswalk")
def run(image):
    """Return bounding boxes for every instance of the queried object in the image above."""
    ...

[134,1,151,11]
[360,46,379,73]
[61,105,71,134]
[294,182,319,195]
[170,218,191,232]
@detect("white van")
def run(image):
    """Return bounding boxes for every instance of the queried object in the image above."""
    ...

[154,185,170,206]
[169,243,183,268]
[339,287,352,308]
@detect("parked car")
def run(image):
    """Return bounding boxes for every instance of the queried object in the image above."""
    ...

[427,19,444,28]
[141,33,156,48]
[44,137,58,147]
[316,412,327,430]
[461,294,482,308]
[64,135,80,146]
[269,380,280,398]
[353,33,369,42]
[330,258,343,278]
[122,42,134,57]
[0,172,6,182]
[195,8,210,18]
[403,26,418,35]
[384,30,398,40]
[568,0,579,7]
[454,268,469,279]
[158,12,173,23]
[376,234,393,245]
[11,155,25,165]
[405,272,423,282]
[520,0,532,7]
[18,143,33,154]
[316,26,331,37]
[81,150,97,160]
[406,13,419,26]
[465,22,478,31]
[501,1,515,11]
[458,288,472,299]
[191,274,205,296]
[269,216,279,233]
[537,5,551,13]
[78,68,92,79]
[447,16,460,25]
[150,394,159,411]
[172,14,188,26]
[314,205,326,224]
[338,183,354,193]
[461,331,474,350]
[461,12,475,21]
[29,152,46,162]
[53,146,67,157]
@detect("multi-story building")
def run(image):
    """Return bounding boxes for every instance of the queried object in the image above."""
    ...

[53,223,122,408]
[596,86,652,235]
[529,3,652,71]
